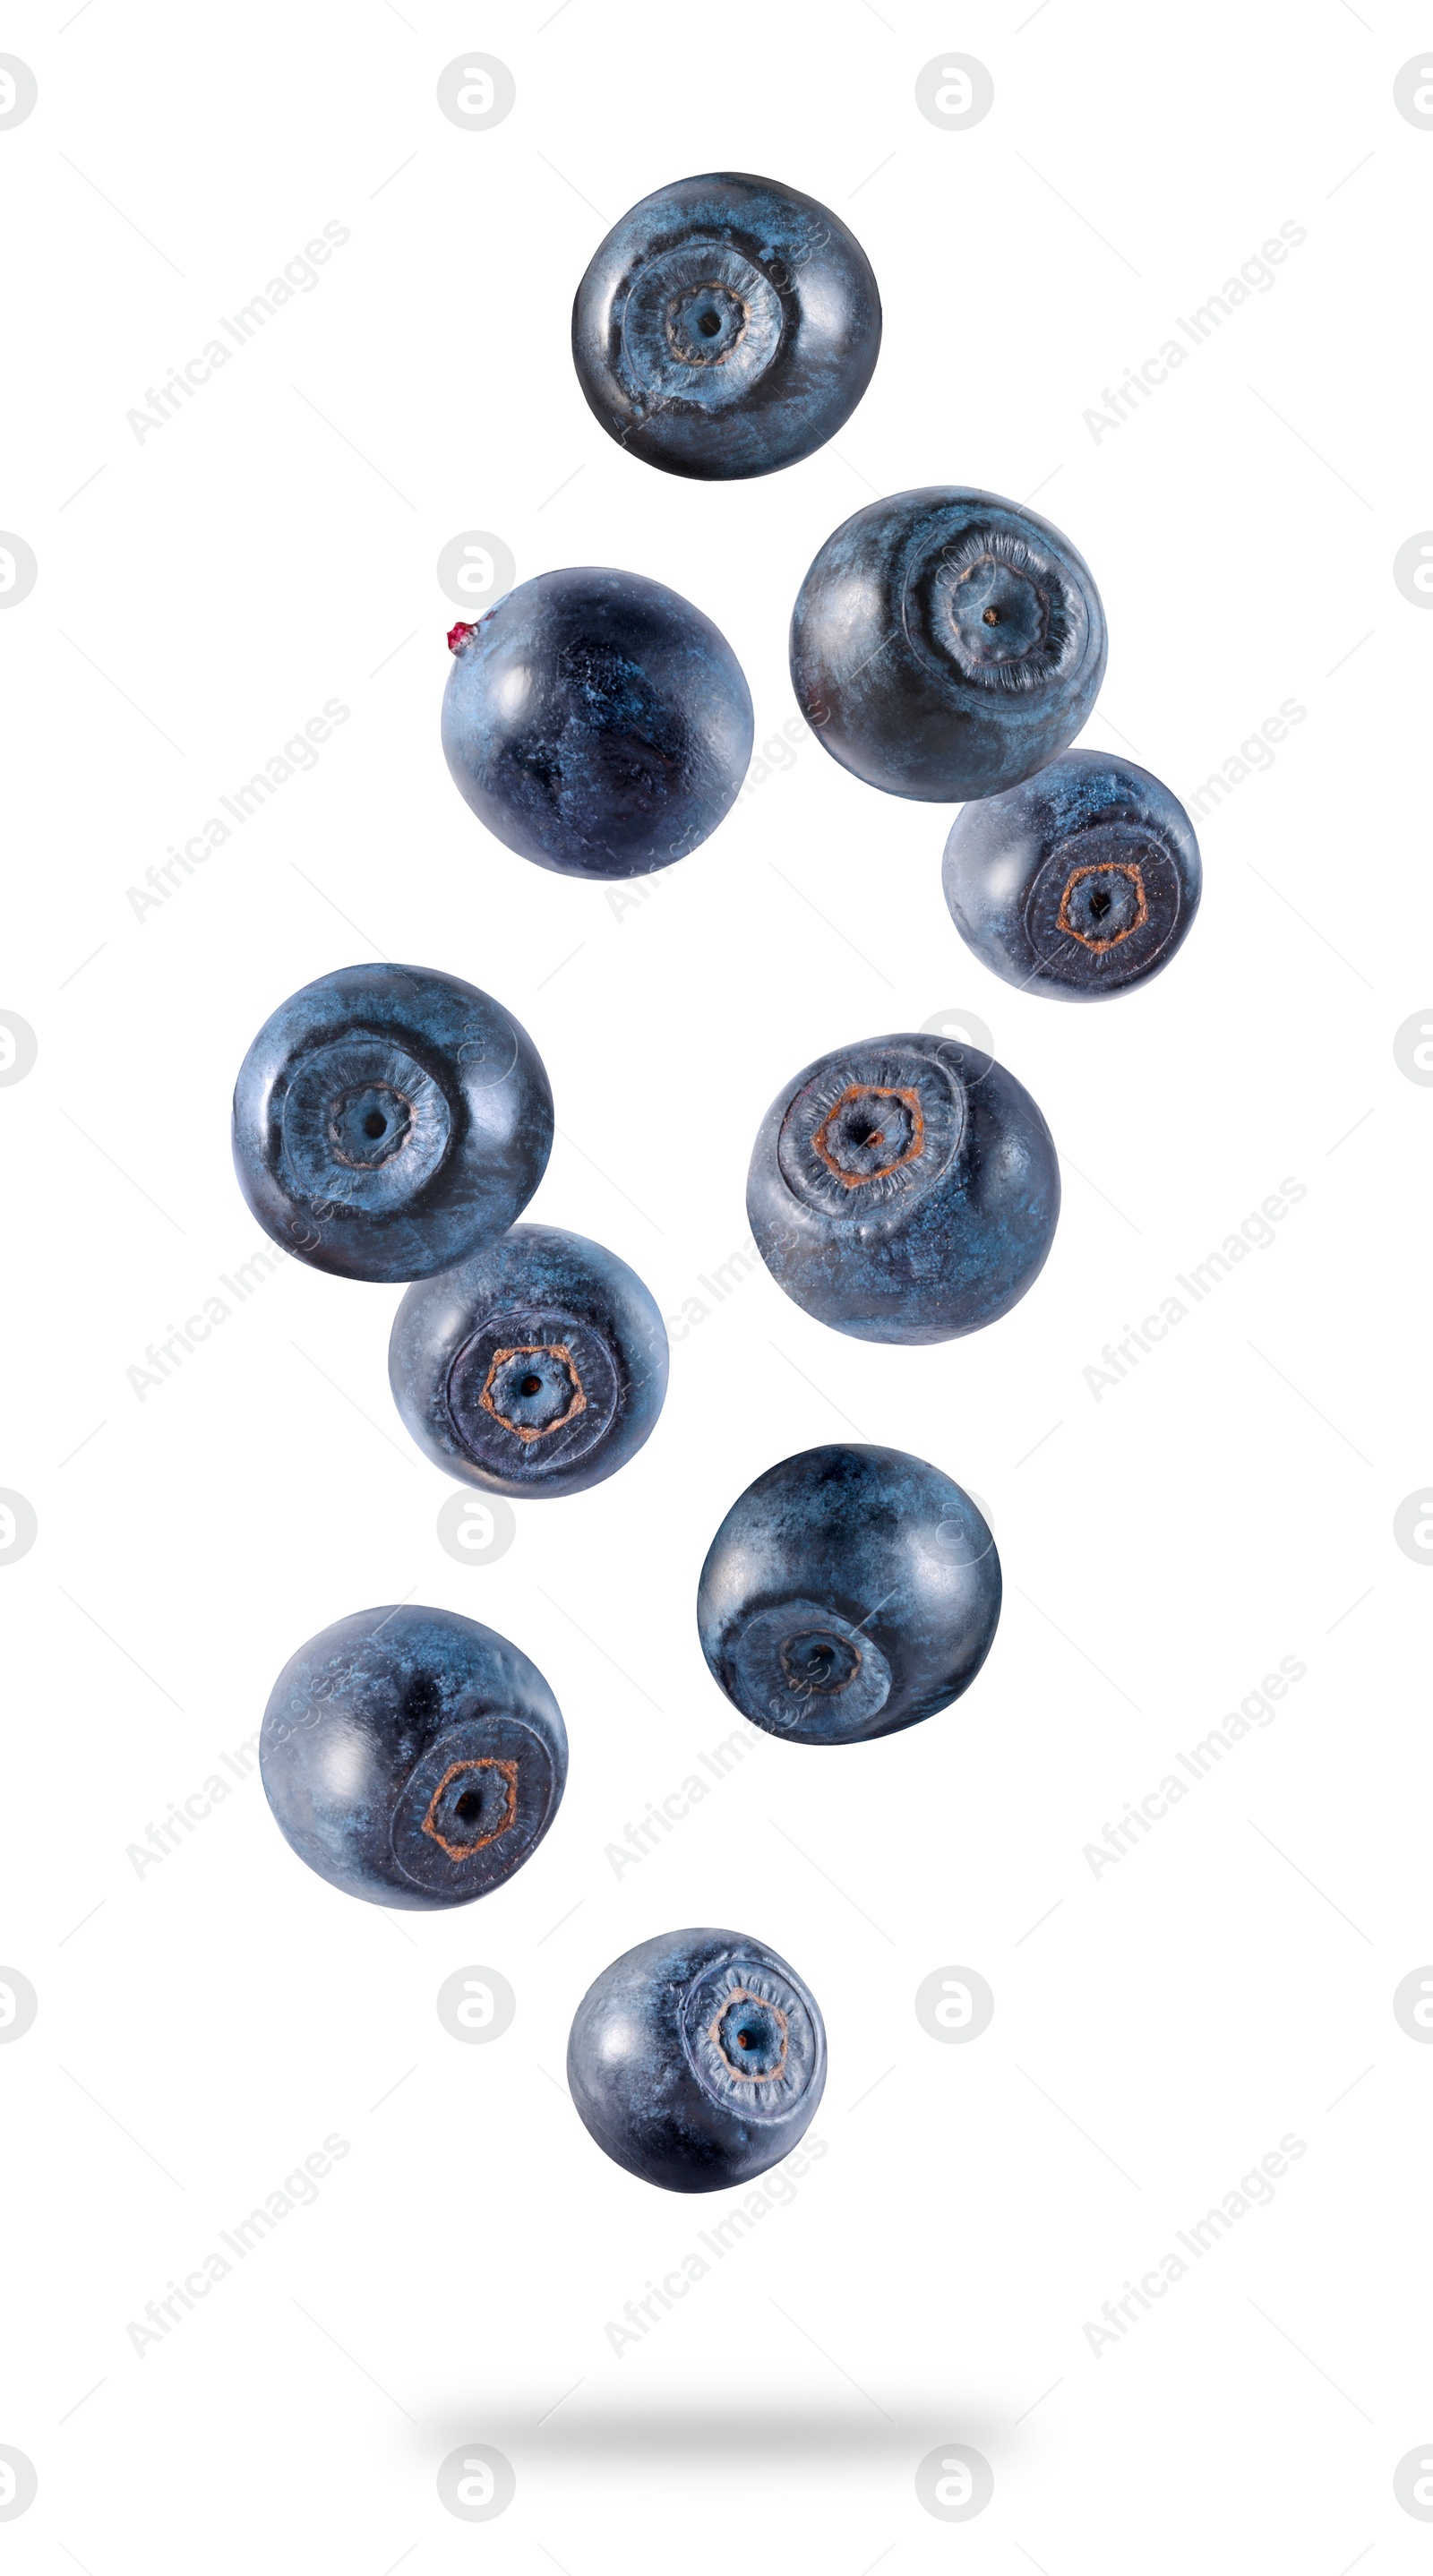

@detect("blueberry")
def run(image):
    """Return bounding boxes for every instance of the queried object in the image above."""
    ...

[232,963,553,1283]
[389,1223,669,1499]
[942,750,1203,1000]
[567,1928,826,2192]
[698,1443,1000,1744]
[571,171,881,481]
[260,1603,566,1910]
[747,1029,1060,1344]
[790,485,1107,801]
[442,569,753,879]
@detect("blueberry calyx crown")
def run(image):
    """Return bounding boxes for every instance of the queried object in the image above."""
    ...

[621,239,785,414]
[680,1953,818,2117]
[279,1035,454,1218]
[665,279,748,364]
[447,622,476,652]
[708,1988,789,2082]
[777,1043,964,1222]
[420,1756,517,1859]
[935,531,1065,691]
[478,1342,588,1443]
[812,1082,924,1188]
[1057,858,1149,950]
[720,1597,894,1739]
[1020,819,1186,988]
[903,507,1092,706]
[778,1627,863,1695]
[328,1081,412,1167]
[389,1712,561,1895]
[445,1305,622,1482]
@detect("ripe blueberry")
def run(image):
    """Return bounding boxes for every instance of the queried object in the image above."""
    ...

[260,1604,566,1910]
[567,1928,826,2192]
[232,962,553,1283]
[747,1029,1060,1344]
[571,170,881,480]
[442,569,753,879]
[941,749,1203,1000]
[389,1224,669,1499]
[698,1444,1000,1744]
[790,486,1107,801]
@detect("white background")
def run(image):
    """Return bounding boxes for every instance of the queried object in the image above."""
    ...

[2,3,1429,2567]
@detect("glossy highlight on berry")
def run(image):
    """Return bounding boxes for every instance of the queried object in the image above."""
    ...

[441,567,753,879]
[260,1604,567,1911]
[567,1928,827,2191]
[790,486,1107,802]
[231,962,553,1283]
[747,1029,1060,1344]
[572,171,881,480]
[942,750,1202,1000]
[389,1224,669,1499]
[699,1444,1000,1744]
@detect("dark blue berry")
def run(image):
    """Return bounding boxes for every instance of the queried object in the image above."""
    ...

[442,569,753,879]
[698,1444,1000,1744]
[571,170,881,480]
[567,1928,826,2192]
[942,749,1202,1000]
[747,1029,1060,1344]
[389,1224,668,1499]
[790,486,1107,801]
[260,1604,566,1911]
[232,963,552,1283]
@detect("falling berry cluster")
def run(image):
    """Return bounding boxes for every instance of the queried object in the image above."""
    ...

[236,170,1200,2194]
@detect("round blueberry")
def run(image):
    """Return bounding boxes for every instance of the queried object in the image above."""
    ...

[699,1444,1000,1745]
[232,963,553,1283]
[441,568,753,880]
[260,1604,566,1911]
[389,1224,669,1500]
[942,750,1203,1000]
[790,486,1107,802]
[567,1928,827,2192]
[571,170,881,481]
[747,1029,1060,1344]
